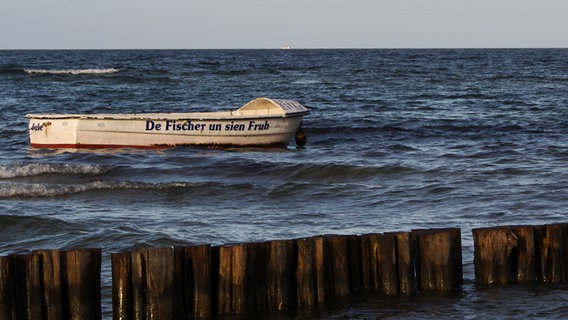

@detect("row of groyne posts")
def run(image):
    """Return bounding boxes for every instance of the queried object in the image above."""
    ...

[1,223,568,319]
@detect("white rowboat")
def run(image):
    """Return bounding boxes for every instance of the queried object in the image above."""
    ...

[26,97,309,149]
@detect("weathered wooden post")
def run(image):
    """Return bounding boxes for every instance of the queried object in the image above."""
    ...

[128,247,176,320]
[347,235,363,294]
[296,237,318,307]
[144,247,175,320]
[359,233,374,291]
[230,244,248,315]
[266,239,297,312]
[217,243,260,315]
[324,235,350,298]
[130,249,145,320]
[394,232,417,295]
[0,255,15,320]
[415,228,462,292]
[174,245,214,319]
[474,225,541,285]
[359,233,399,295]
[12,253,43,319]
[247,241,269,313]
[112,251,132,320]
[62,248,102,320]
[511,226,536,283]
[535,224,567,283]
[216,244,234,315]
[473,226,519,285]
[312,236,331,304]
[35,250,63,320]
[375,233,398,295]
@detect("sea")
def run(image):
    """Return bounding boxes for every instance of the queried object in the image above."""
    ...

[1,49,568,319]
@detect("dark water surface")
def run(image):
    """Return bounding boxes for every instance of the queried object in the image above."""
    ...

[1,49,568,318]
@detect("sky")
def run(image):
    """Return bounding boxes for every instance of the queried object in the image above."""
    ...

[1,0,567,49]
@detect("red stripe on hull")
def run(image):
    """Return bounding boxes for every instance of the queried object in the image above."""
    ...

[30,143,170,149]
[30,142,289,149]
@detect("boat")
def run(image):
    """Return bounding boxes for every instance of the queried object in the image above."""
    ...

[26,97,309,149]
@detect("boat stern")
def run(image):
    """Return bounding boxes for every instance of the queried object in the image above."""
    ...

[27,115,79,148]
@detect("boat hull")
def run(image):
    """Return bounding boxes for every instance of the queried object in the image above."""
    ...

[28,115,305,149]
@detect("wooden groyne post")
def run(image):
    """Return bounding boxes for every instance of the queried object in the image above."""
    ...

[7,225,568,318]
[415,228,463,292]
[473,223,568,285]
[111,228,462,319]
[0,248,101,320]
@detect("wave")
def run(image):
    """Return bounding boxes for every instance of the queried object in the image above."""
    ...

[228,160,416,184]
[0,180,231,199]
[0,182,90,198]
[0,163,112,179]
[23,68,121,75]
[0,180,158,198]
[0,214,74,234]
[284,163,415,181]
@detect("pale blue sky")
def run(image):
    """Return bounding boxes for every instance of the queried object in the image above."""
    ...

[2,0,567,49]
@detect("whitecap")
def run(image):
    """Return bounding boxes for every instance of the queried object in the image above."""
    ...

[23,68,121,75]
[0,180,199,198]
[0,163,111,179]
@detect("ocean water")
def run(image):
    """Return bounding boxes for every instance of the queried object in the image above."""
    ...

[1,49,568,318]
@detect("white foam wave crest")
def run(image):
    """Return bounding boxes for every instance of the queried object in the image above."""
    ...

[24,68,121,75]
[0,181,194,198]
[0,163,111,179]
[0,182,90,198]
